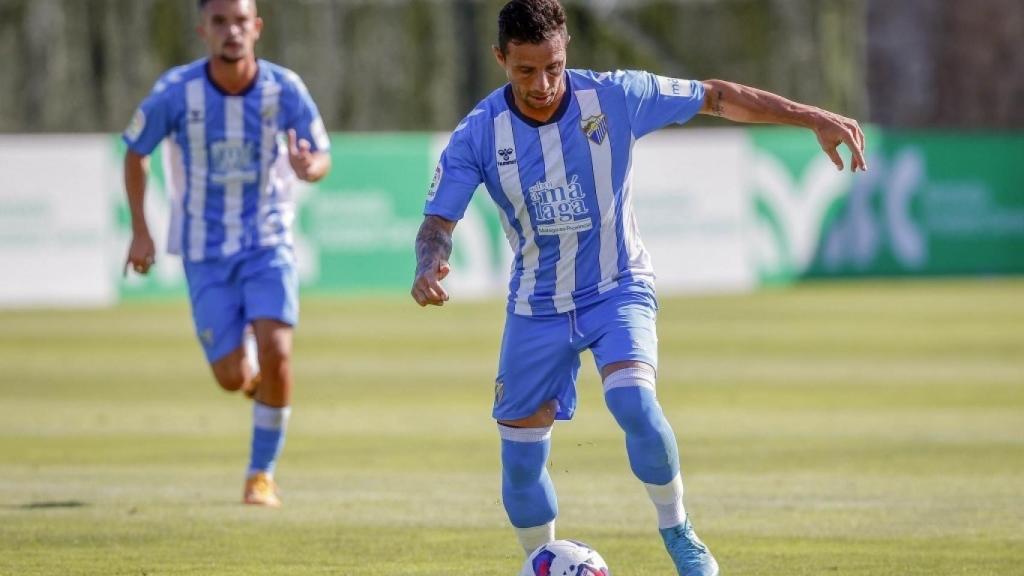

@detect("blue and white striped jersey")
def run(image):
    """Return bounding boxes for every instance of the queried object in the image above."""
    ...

[123,58,329,262]
[425,69,705,316]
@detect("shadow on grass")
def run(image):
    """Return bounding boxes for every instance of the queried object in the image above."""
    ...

[12,501,89,510]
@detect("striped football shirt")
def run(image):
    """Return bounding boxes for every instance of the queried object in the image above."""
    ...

[123,58,329,262]
[425,69,705,316]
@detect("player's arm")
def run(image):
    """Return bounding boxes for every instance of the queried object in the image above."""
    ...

[699,79,867,172]
[411,215,457,307]
[124,150,156,276]
[287,129,331,183]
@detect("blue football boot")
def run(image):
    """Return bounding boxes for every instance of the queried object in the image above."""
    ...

[659,517,719,576]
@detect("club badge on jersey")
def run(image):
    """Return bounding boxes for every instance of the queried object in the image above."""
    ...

[580,113,609,145]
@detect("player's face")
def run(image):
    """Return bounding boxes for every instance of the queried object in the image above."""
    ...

[198,0,262,64]
[495,34,569,118]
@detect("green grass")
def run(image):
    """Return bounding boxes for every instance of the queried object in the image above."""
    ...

[1,278,1022,575]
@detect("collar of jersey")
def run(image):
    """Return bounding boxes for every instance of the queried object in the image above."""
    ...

[204,59,261,97]
[504,72,573,128]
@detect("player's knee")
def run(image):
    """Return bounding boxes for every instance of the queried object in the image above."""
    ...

[212,364,246,392]
[498,424,552,485]
[256,339,290,373]
[603,365,664,435]
[209,348,250,392]
[503,451,546,485]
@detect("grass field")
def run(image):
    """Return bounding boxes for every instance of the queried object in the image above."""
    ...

[1,279,1022,575]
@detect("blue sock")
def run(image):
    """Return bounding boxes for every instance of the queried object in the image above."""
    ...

[605,384,680,485]
[499,424,558,529]
[248,403,290,476]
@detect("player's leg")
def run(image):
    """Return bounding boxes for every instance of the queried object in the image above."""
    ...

[209,344,258,393]
[587,290,718,576]
[241,324,260,398]
[183,257,256,394]
[239,246,299,507]
[494,311,580,556]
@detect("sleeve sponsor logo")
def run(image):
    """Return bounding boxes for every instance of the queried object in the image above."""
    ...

[125,108,146,142]
[427,163,442,201]
[656,75,692,98]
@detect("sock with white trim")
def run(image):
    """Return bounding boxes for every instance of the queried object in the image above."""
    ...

[248,402,291,476]
[604,366,686,526]
[498,423,558,555]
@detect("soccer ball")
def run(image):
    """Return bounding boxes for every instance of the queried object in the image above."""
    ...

[519,539,610,576]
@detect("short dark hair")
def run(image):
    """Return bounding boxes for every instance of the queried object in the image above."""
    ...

[497,0,568,54]
[198,0,255,9]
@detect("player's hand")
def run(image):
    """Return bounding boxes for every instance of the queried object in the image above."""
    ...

[813,111,867,172]
[287,129,315,180]
[124,232,156,277]
[411,260,451,307]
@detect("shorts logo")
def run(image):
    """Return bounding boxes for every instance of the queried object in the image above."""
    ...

[528,174,593,236]
[200,328,214,346]
[494,379,504,405]
[427,163,442,200]
[580,113,608,146]
[497,147,517,166]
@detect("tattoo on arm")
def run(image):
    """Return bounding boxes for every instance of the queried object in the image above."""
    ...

[415,216,453,276]
[712,90,725,117]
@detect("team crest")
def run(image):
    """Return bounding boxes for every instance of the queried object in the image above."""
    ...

[581,113,608,145]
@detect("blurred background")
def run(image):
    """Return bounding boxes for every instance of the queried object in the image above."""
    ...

[1,0,1021,306]
[1,2,1022,574]
[1,0,1023,132]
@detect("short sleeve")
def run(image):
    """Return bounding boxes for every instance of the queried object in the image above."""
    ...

[122,82,173,156]
[619,70,705,138]
[285,74,330,153]
[424,120,483,222]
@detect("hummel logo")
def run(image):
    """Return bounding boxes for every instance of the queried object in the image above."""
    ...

[497,147,517,166]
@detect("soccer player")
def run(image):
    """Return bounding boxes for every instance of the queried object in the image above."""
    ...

[122,0,331,508]
[411,1,866,574]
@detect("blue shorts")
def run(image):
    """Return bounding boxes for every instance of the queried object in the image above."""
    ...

[492,282,659,422]
[183,245,299,363]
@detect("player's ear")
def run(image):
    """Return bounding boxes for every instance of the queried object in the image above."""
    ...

[492,45,506,68]
[254,16,264,38]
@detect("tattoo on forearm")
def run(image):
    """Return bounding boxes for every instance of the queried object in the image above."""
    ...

[415,217,453,275]
[712,90,725,117]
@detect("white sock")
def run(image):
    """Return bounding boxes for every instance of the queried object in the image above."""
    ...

[516,521,555,556]
[244,327,260,376]
[645,473,686,529]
